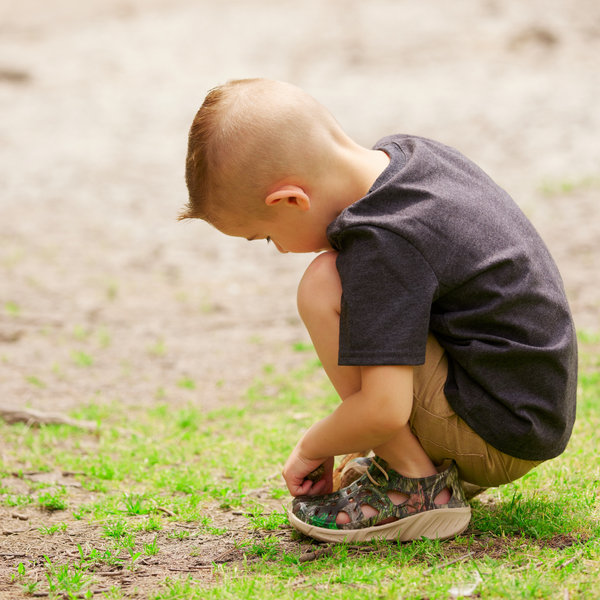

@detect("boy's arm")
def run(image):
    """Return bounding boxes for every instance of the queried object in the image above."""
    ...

[283,364,413,496]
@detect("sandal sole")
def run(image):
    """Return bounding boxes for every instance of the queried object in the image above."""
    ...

[288,506,471,543]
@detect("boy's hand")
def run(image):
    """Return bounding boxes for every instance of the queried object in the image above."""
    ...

[282,446,334,497]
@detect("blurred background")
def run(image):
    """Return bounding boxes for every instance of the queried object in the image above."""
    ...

[1,0,599,414]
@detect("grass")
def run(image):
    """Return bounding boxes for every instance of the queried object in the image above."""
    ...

[0,338,599,598]
[540,175,600,196]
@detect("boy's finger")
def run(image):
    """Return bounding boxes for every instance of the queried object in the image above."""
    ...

[309,479,327,495]
[294,479,313,496]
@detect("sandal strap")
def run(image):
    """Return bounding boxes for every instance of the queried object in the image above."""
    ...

[365,457,389,486]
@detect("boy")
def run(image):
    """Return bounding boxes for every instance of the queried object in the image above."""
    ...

[180,78,577,543]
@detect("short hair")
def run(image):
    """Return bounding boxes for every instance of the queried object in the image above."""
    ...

[179,78,346,226]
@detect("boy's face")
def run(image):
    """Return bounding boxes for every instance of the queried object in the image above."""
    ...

[216,207,333,254]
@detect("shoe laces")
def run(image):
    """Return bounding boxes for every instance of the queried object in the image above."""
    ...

[365,458,389,487]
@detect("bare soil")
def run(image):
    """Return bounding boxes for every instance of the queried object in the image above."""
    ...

[0,0,599,596]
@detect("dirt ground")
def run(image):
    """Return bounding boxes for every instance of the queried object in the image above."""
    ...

[0,0,599,596]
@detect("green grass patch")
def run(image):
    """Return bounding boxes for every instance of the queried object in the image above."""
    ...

[1,342,599,598]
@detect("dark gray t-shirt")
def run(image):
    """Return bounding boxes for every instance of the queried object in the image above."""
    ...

[326,134,577,461]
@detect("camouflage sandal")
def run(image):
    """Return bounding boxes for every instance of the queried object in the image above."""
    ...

[341,456,488,500]
[289,457,471,543]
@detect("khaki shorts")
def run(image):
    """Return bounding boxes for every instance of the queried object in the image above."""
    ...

[410,333,542,488]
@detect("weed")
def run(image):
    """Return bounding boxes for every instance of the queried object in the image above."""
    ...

[98,326,112,347]
[38,522,67,535]
[292,341,314,352]
[150,576,201,600]
[243,535,281,559]
[540,175,599,196]
[106,281,119,301]
[44,557,92,596]
[116,533,136,549]
[72,350,93,367]
[4,301,20,316]
[5,494,33,507]
[103,585,124,599]
[121,494,147,515]
[127,547,143,571]
[148,338,167,356]
[38,489,68,511]
[167,529,190,540]
[103,519,128,539]
[247,509,289,531]
[210,485,246,510]
[133,516,163,532]
[73,324,89,340]
[578,329,600,345]
[177,377,196,390]
[197,516,228,536]
[11,562,40,595]
[144,537,160,556]
[175,406,203,430]
[25,375,46,388]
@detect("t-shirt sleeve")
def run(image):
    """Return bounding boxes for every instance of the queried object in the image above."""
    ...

[335,225,439,366]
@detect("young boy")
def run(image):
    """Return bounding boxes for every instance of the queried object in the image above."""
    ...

[180,78,577,543]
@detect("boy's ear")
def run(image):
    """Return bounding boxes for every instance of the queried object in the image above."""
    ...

[265,185,310,211]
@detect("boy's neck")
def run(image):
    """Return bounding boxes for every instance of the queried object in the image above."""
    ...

[323,144,391,218]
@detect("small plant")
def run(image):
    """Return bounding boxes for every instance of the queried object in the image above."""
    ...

[198,515,228,536]
[98,326,112,348]
[167,529,190,540]
[25,375,46,388]
[121,494,147,515]
[133,516,163,532]
[175,407,203,430]
[4,301,20,316]
[103,519,128,539]
[292,341,314,352]
[244,535,281,560]
[210,485,246,509]
[73,324,89,340]
[38,490,68,512]
[38,522,67,535]
[247,509,289,531]
[150,576,201,600]
[126,547,143,571]
[116,533,136,549]
[143,537,160,556]
[5,494,33,507]
[44,557,92,596]
[104,585,124,599]
[11,562,40,595]
[148,338,167,356]
[144,516,163,532]
[106,281,119,301]
[72,350,93,367]
[177,377,196,390]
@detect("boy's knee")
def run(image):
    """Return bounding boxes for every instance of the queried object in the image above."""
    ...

[297,251,341,320]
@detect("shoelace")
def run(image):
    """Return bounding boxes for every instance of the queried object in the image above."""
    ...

[365,459,389,487]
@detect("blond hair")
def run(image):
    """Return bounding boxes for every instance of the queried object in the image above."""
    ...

[180,78,348,225]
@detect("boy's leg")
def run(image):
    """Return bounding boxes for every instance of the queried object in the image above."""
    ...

[297,253,451,525]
